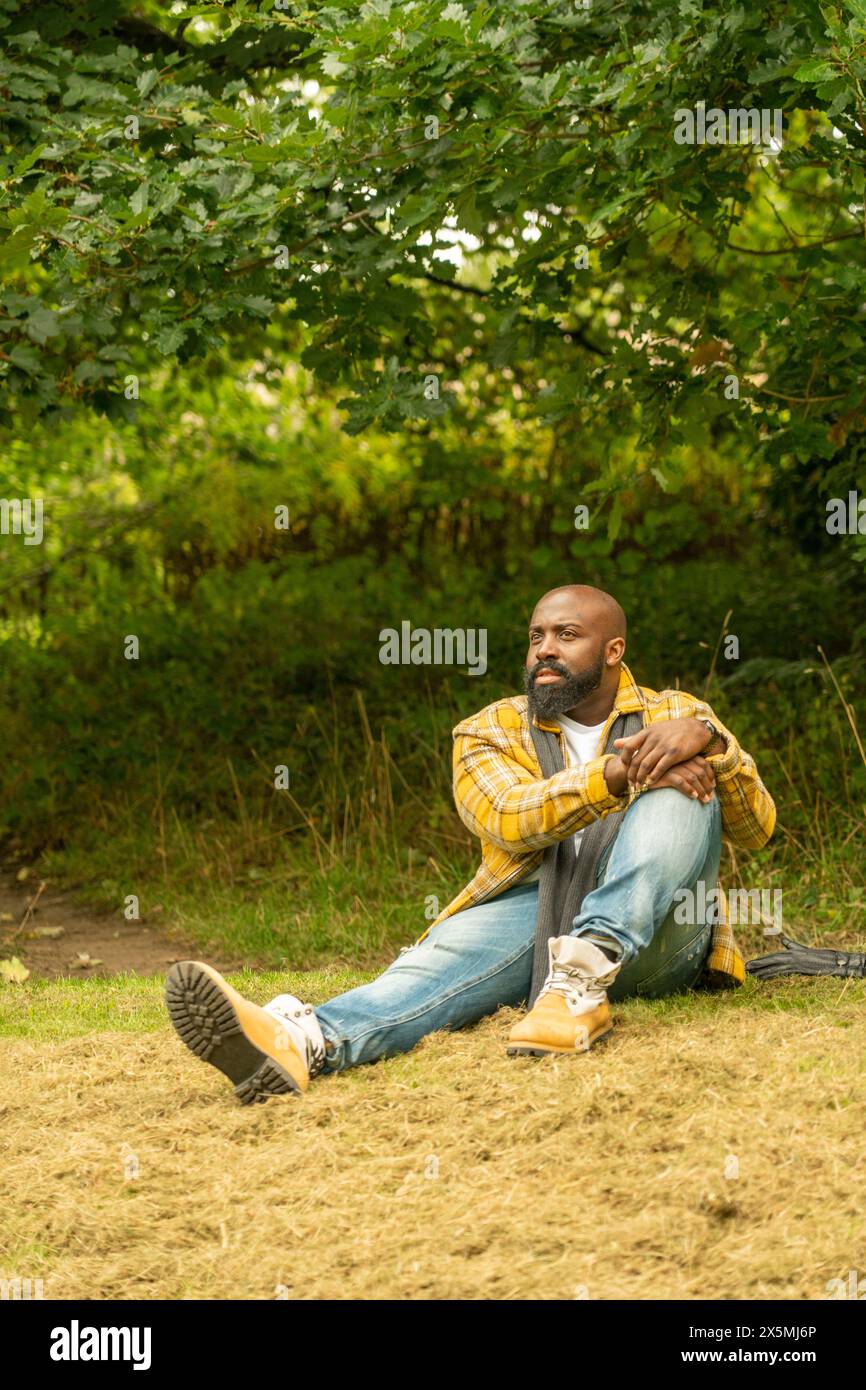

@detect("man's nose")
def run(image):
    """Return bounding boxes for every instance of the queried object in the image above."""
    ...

[535,637,561,664]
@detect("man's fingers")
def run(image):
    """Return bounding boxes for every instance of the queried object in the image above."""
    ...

[627,739,657,782]
[677,758,713,793]
[627,751,648,784]
[647,759,715,801]
[654,756,715,796]
[625,739,717,799]
[677,772,702,798]
[614,739,636,769]
[615,730,648,752]
[639,750,708,791]
[685,757,716,794]
[642,752,673,784]
[659,769,700,798]
[637,745,670,783]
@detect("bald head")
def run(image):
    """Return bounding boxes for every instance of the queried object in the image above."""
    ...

[534,585,626,642]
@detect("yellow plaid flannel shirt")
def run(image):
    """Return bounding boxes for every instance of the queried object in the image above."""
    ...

[419,662,776,987]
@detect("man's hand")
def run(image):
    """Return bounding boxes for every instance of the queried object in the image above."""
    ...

[603,752,715,801]
[644,756,715,803]
[614,717,715,788]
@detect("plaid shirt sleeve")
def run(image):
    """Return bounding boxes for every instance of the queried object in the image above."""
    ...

[673,696,776,851]
[452,699,627,853]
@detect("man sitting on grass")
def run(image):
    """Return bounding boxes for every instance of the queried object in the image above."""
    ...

[166,584,775,1104]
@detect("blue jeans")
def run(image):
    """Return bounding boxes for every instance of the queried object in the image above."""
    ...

[314,789,721,1072]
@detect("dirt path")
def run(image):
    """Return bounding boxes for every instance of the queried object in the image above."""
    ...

[0,865,201,980]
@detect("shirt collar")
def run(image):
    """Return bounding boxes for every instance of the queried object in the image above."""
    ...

[531,662,644,731]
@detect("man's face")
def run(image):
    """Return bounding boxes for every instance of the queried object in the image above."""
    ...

[523,596,607,719]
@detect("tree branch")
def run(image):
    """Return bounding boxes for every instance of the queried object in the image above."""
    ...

[0,501,166,600]
[420,273,608,355]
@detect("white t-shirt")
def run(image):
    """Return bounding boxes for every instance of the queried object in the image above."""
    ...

[524,713,608,881]
[557,713,608,859]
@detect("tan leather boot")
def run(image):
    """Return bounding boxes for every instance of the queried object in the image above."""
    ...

[507,935,622,1056]
[166,961,326,1104]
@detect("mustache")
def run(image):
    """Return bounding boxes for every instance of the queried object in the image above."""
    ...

[528,660,571,682]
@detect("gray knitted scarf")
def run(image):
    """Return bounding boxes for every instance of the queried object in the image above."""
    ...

[527,710,643,1007]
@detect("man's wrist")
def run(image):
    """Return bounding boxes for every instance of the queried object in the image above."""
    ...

[698,718,726,758]
[603,754,629,797]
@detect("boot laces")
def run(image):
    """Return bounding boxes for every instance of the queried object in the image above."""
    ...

[266,999,326,1077]
[541,963,605,1017]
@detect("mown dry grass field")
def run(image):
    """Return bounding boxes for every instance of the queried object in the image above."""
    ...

[4,970,866,1301]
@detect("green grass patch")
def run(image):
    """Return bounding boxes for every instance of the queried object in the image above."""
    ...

[33,808,471,970]
[0,966,374,1042]
[3,964,865,1045]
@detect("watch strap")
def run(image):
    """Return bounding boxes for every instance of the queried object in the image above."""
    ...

[700,718,724,755]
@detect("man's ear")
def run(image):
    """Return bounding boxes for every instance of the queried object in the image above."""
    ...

[605,637,625,666]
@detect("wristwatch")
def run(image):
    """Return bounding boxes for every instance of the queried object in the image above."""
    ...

[699,719,725,756]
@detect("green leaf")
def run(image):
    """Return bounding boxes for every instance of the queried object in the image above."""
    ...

[155,324,186,355]
[239,296,275,318]
[321,53,349,78]
[0,226,38,271]
[26,306,61,344]
[792,60,837,83]
[454,187,484,237]
[394,192,441,231]
[73,359,108,384]
[137,69,159,99]
[12,143,46,178]
[8,343,40,373]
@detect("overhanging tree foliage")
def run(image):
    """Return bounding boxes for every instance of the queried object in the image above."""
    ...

[0,0,864,502]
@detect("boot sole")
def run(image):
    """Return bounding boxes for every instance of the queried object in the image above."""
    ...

[506,1023,613,1057]
[165,961,301,1105]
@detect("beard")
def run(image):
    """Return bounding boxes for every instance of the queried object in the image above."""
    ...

[523,646,606,721]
